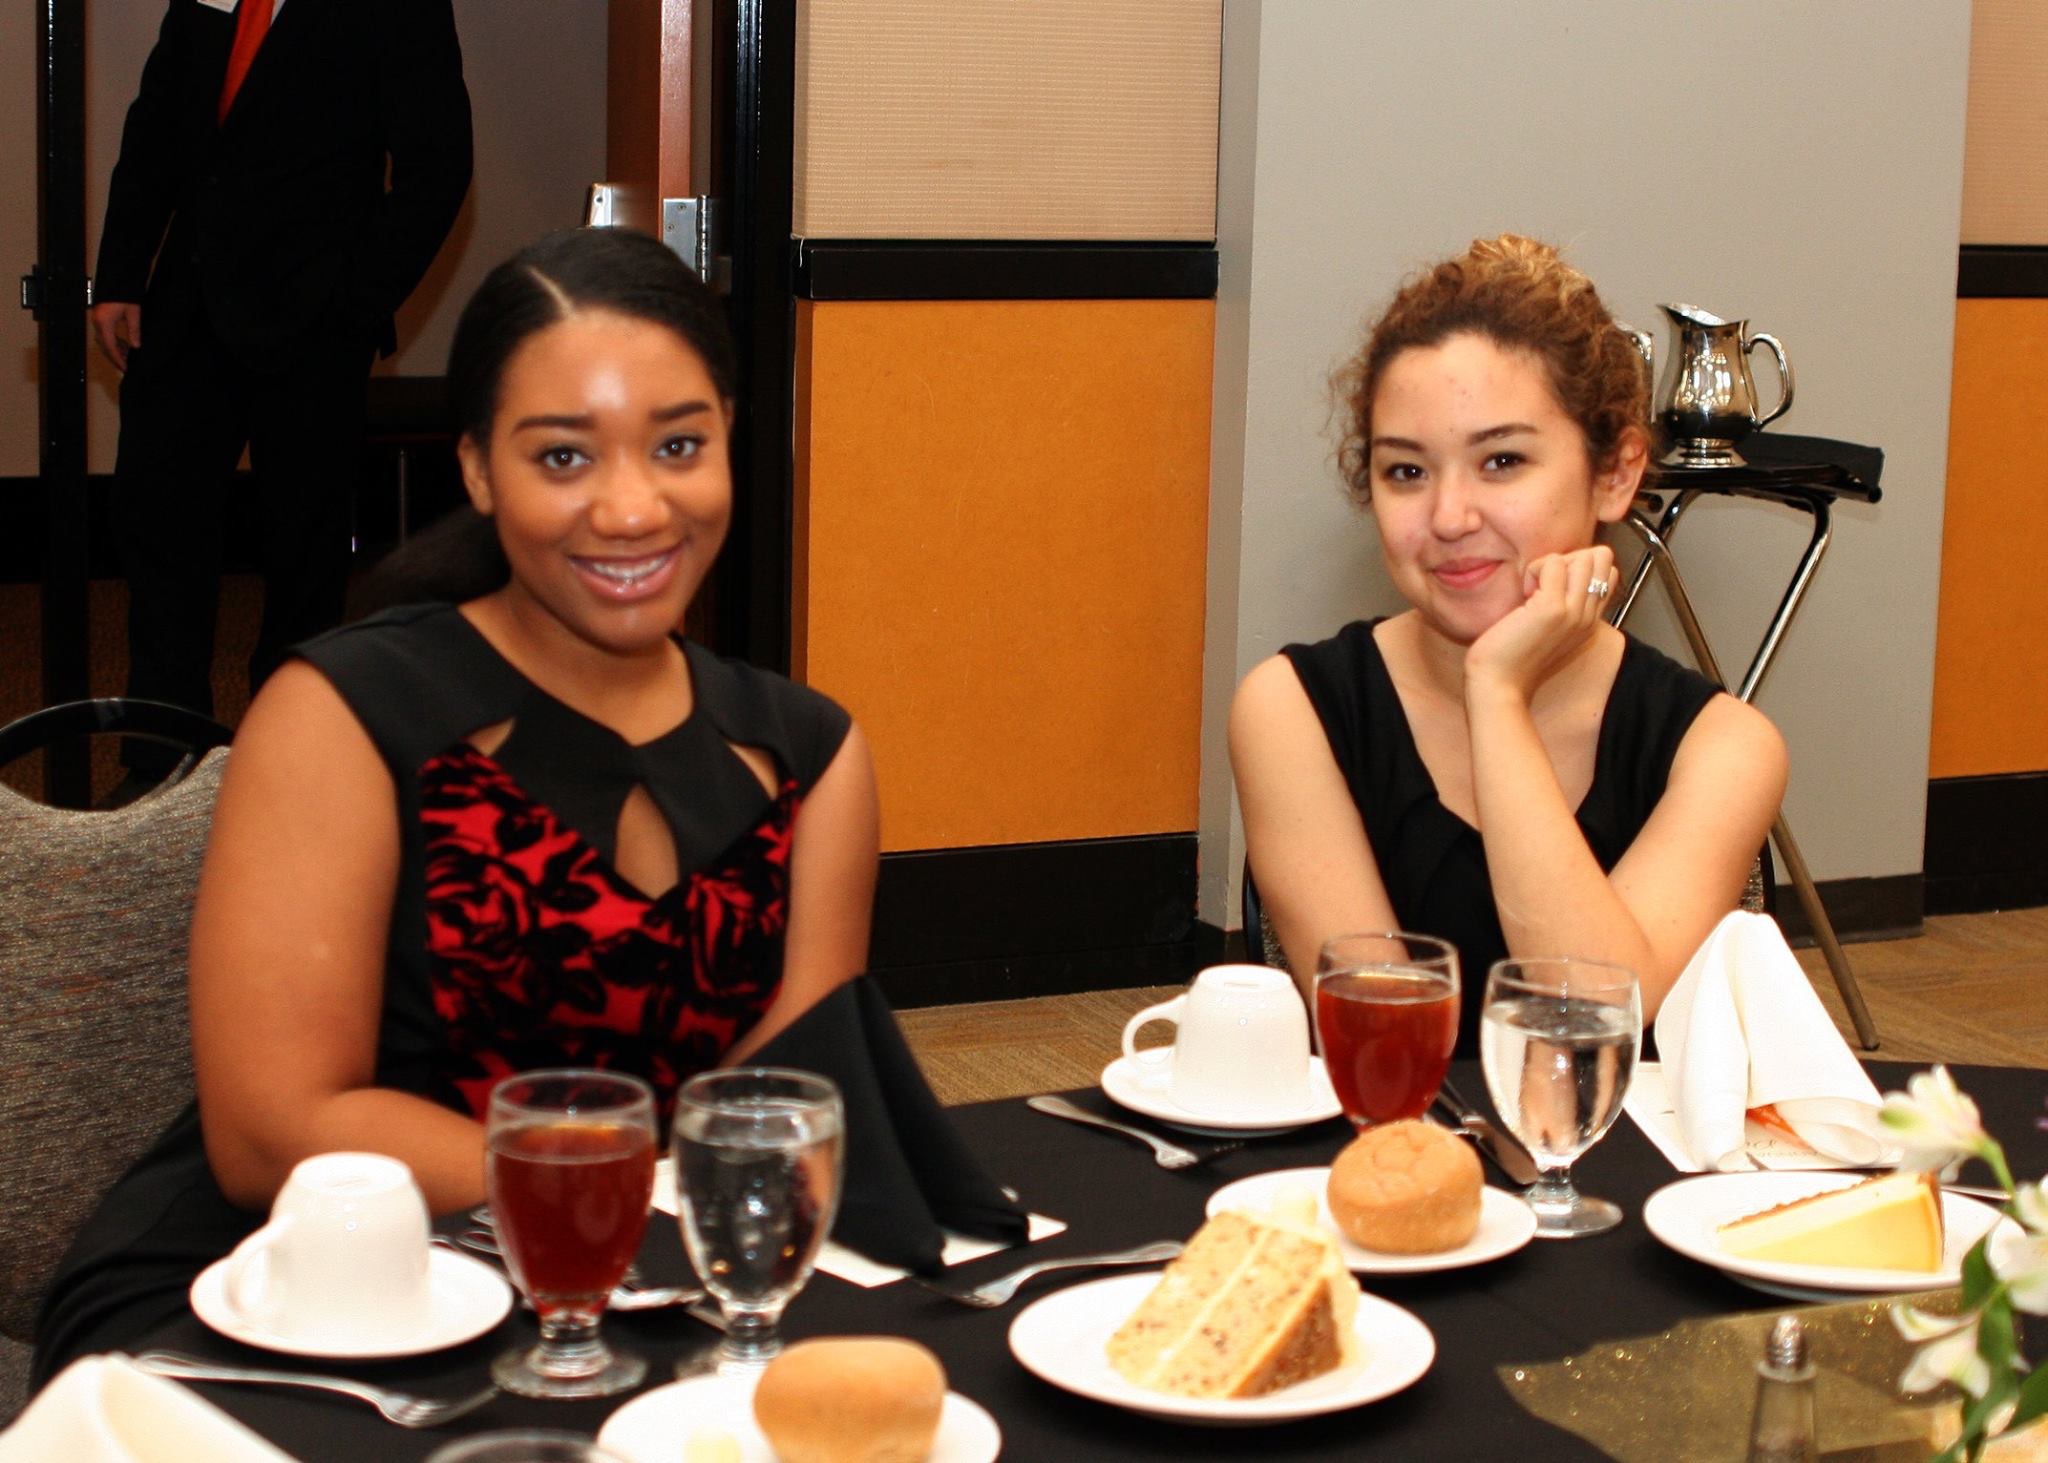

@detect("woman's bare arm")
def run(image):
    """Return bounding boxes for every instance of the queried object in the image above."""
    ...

[1229,655,1402,1004]
[1466,587,1786,1019]
[726,722,880,1062]
[188,662,488,1214]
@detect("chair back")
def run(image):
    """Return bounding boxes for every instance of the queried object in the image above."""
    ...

[0,746,229,1345]
[0,698,232,801]
[1240,863,1290,973]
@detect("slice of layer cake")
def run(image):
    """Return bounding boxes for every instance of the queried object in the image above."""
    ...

[1105,1205,1360,1399]
[1717,1171,1944,1271]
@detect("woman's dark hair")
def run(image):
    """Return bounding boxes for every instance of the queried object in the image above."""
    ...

[1334,234,1650,503]
[354,228,738,617]
[447,225,737,445]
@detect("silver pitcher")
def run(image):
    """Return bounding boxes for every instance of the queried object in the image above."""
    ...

[1636,304,1794,468]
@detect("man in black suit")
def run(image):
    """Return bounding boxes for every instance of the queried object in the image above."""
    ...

[90,0,471,775]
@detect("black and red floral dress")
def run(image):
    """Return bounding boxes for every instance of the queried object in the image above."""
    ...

[302,602,852,1124]
[32,604,849,1381]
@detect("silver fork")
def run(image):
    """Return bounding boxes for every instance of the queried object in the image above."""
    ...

[914,1239,1186,1308]
[1026,1095,1243,1170]
[130,1350,499,1429]
[433,1233,705,1312]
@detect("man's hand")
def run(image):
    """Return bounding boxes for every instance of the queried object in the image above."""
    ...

[90,300,143,372]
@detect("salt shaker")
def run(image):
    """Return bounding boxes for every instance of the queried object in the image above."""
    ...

[1746,1314,1818,1463]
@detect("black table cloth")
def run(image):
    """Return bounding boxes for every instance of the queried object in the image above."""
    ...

[112,1059,2048,1460]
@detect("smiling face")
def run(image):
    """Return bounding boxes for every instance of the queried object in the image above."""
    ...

[1366,332,1642,645]
[457,308,732,659]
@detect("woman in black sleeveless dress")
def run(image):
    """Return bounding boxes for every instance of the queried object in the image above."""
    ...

[34,229,878,1379]
[1230,235,1785,1055]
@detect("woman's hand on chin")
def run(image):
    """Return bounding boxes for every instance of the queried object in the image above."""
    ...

[1463,545,1617,703]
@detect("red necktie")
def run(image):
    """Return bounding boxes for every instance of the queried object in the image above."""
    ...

[217,0,271,123]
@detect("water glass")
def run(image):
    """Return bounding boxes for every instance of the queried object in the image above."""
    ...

[485,1069,657,1399]
[1479,957,1641,1238]
[1314,932,1459,1127]
[673,1067,844,1375]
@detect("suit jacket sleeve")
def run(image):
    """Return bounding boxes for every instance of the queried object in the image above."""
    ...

[95,2,196,303]
[355,0,473,349]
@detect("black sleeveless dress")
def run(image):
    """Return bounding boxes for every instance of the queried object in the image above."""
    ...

[1282,619,1720,1057]
[32,604,849,1385]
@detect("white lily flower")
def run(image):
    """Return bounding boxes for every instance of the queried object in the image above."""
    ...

[1995,1182,2048,1315]
[1880,1066,1989,1173]
[1893,1303,1991,1398]
[2015,1180,2048,1235]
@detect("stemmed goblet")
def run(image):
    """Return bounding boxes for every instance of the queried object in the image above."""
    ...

[1479,957,1641,1238]
[1314,932,1460,1128]
[485,1069,658,1398]
[673,1067,844,1376]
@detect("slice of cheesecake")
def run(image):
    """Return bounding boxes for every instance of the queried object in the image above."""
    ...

[1717,1171,1945,1272]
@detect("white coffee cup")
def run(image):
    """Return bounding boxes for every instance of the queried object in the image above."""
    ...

[223,1152,432,1348]
[1121,964,1311,1117]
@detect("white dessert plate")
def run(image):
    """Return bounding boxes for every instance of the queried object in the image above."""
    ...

[190,1247,512,1360]
[1100,1054,1342,1136]
[1643,1171,2013,1303]
[1007,1270,1433,1425]
[1205,1167,1537,1273]
[598,1371,1001,1463]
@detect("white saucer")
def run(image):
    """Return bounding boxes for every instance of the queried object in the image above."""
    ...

[1206,1167,1537,1273]
[1100,1054,1342,1136]
[1008,1271,1433,1425]
[598,1371,1001,1463]
[190,1247,513,1360]
[1643,1171,2013,1303]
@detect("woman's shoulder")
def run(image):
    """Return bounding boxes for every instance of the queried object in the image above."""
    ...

[1281,616,1389,675]
[295,603,474,683]
[292,604,517,769]
[683,643,853,790]
[1604,631,1782,797]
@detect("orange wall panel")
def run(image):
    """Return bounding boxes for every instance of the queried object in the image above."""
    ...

[1930,298,2048,778]
[794,299,1214,852]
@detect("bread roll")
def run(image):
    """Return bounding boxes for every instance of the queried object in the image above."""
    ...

[752,1336,945,1463]
[1327,1119,1482,1254]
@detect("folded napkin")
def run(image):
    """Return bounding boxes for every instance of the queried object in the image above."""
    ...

[1643,911,1894,1171]
[0,1356,298,1462]
[747,976,1029,1275]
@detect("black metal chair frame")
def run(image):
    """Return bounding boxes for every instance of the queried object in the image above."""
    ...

[0,698,233,788]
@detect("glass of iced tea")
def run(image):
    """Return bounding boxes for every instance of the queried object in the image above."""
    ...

[485,1069,657,1399]
[1314,932,1460,1127]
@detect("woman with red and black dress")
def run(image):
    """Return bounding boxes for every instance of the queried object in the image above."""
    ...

[33,228,878,1379]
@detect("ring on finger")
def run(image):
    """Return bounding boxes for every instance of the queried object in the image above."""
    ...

[1587,577,1612,599]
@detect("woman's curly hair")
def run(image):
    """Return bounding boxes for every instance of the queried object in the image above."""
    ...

[1334,234,1650,503]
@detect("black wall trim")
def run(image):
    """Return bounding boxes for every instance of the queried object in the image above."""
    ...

[1958,245,2048,299]
[869,833,1206,1008]
[1925,771,2048,915]
[1771,873,1924,946]
[795,241,1220,302]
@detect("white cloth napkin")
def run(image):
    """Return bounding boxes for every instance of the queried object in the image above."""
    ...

[1630,910,1895,1172]
[650,1157,1067,1290]
[0,1355,299,1463]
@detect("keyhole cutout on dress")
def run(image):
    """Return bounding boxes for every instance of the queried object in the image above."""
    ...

[615,785,679,898]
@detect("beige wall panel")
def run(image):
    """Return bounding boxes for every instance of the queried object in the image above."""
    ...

[794,0,1219,240]
[1962,0,2048,244]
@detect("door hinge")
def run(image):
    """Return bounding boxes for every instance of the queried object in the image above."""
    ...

[663,197,728,293]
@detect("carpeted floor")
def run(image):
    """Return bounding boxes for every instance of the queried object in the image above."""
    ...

[899,907,2048,1107]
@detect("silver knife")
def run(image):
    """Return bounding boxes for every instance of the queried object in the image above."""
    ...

[1432,1082,1541,1186]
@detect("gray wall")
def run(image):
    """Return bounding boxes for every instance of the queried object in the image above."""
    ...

[0,0,606,479]
[1201,0,1973,926]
